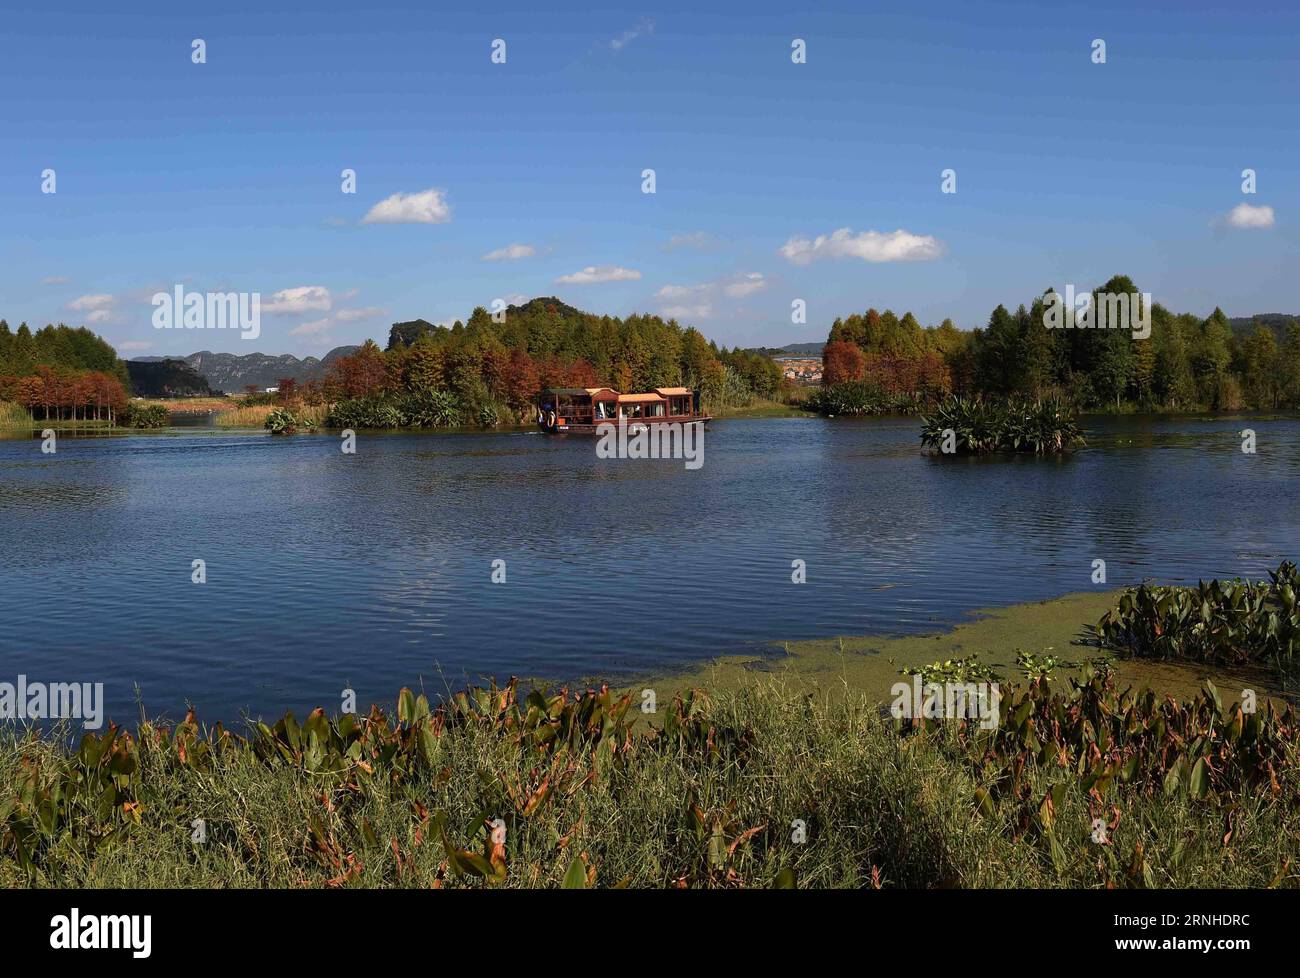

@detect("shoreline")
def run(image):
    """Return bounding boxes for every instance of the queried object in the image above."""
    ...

[6,402,1296,437]
[633,589,1288,713]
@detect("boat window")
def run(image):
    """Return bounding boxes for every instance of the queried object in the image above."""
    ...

[647,401,665,417]
[625,403,643,418]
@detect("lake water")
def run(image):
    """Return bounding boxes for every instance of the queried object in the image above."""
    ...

[1,414,1297,725]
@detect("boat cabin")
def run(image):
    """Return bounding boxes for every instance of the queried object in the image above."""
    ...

[538,386,707,433]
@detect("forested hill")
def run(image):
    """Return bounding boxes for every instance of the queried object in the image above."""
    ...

[125,359,217,397]
[388,297,597,352]
[380,296,780,401]
[1227,314,1300,339]
[0,321,130,388]
[743,342,825,358]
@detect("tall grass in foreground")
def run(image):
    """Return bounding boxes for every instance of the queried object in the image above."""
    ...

[2,667,1295,889]
[0,401,33,429]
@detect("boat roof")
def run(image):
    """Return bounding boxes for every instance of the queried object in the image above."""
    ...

[545,387,691,400]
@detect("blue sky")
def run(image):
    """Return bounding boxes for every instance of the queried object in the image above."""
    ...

[2,0,1296,356]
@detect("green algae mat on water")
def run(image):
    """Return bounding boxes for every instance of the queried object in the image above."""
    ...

[648,587,1292,714]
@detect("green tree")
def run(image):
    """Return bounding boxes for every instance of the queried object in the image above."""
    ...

[1240,324,1280,408]
[1192,308,1234,407]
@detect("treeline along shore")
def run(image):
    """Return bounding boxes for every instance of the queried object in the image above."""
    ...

[5,280,1300,433]
[814,275,1300,416]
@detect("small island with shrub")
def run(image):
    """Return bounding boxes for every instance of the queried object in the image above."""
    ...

[920,396,1085,455]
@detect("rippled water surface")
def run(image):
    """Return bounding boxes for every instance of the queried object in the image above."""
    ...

[1,414,1297,724]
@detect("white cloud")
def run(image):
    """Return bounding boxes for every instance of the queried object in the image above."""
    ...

[653,272,766,316]
[655,283,707,300]
[263,286,332,315]
[664,231,715,252]
[334,306,388,322]
[41,275,71,286]
[65,294,122,326]
[68,293,115,311]
[611,18,654,51]
[116,340,154,352]
[1222,202,1275,230]
[290,317,333,337]
[482,243,537,261]
[555,265,641,284]
[779,227,944,265]
[661,304,713,320]
[362,188,452,225]
[283,300,386,341]
[724,272,767,298]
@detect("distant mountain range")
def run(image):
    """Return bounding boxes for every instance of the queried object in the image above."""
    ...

[1227,314,1299,338]
[130,346,358,393]
[744,341,825,358]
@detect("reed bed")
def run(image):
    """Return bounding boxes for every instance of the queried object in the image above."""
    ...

[214,404,275,427]
[217,403,329,429]
[0,401,33,429]
[135,397,234,414]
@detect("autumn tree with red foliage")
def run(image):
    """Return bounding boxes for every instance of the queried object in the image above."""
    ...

[822,340,866,385]
[325,340,392,399]
[502,348,540,415]
[0,367,127,422]
[860,351,951,396]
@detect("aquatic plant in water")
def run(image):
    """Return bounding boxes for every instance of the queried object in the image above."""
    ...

[919,395,1084,454]
[264,407,316,434]
[1090,561,1300,676]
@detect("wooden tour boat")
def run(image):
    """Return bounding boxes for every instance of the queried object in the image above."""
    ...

[537,387,711,434]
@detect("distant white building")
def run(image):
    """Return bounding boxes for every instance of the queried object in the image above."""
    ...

[264,387,279,394]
